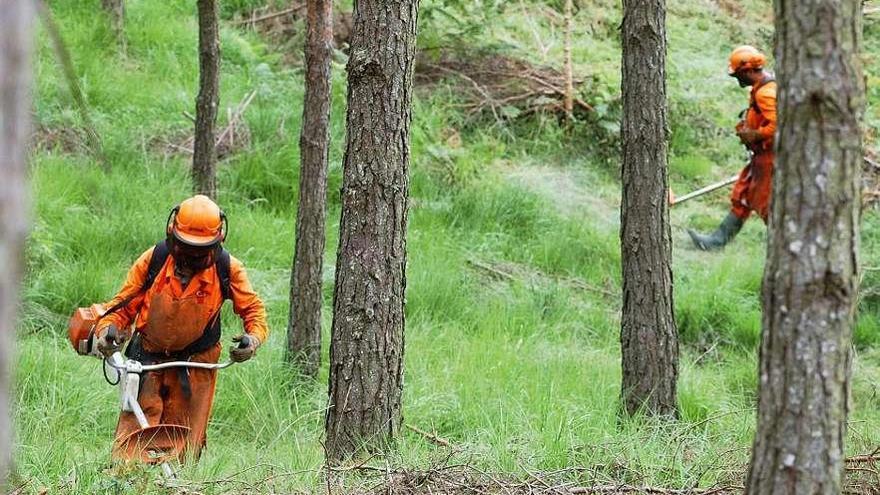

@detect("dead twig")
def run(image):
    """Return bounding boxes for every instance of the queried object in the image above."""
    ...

[231,4,306,26]
[846,446,880,464]
[567,485,739,494]
[467,258,517,281]
[405,424,452,447]
[215,89,257,146]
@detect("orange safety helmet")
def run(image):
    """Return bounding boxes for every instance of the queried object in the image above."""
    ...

[728,45,766,75]
[166,195,226,247]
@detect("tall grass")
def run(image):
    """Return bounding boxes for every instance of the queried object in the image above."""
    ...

[10,0,880,493]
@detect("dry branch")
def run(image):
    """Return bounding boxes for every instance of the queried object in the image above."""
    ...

[166,90,256,158]
[416,51,593,122]
[231,4,305,26]
[568,486,738,494]
[405,424,451,447]
[467,257,615,298]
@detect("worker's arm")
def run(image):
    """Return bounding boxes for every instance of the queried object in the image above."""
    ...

[754,83,777,141]
[229,256,269,344]
[98,247,154,337]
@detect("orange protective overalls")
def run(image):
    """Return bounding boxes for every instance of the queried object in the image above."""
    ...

[99,245,268,461]
[730,76,777,223]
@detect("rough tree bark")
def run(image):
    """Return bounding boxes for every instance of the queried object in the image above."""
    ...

[101,0,125,49]
[0,0,34,480]
[192,0,220,199]
[619,0,678,417]
[287,0,333,379]
[324,0,419,461]
[745,1,864,493]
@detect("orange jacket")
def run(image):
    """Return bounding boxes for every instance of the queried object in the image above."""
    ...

[744,76,777,149]
[100,246,269,344]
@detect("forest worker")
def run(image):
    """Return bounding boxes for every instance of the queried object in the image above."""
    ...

[92,194,268,461]
[688,45,777,251]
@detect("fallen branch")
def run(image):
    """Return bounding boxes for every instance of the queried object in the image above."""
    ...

[467,258,517,281]
[231,4,305,26]
[171,90,256,157]
[405,423,451,447]
[846,446,880,464]
[416,51,593,122]
[215,89,257,146]
[568,486,740,494]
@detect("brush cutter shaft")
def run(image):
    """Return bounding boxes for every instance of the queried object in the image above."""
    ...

[671,175,739,206]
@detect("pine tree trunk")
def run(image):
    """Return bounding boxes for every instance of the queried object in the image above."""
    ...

[0,0,34,479]
[287,0,333,379]
[324,0,419,462]
[192,0,220,199]
[562,0,574,119]
[37,1,105,166]
[101,0,125,49]
[745,1,864,493]
[619,0,678,418]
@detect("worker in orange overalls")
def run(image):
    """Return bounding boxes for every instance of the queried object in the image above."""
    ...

[93,195,268,461]
[689,45,777,250]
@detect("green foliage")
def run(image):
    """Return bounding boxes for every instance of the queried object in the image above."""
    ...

[13,0,880,493]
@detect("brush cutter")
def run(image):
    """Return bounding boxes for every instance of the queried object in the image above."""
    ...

[668,174,739,207]
[102,332,253,479]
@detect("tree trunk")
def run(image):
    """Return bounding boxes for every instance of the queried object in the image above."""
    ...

[562,0,574,119]
[745,1,864,493]
[101,0,125,49]
[287,0,333,379]
[192,0,220,200]
[0,0,34,480]
[324,0,419,462]
[619,0,678,418]
[37,0,105,166]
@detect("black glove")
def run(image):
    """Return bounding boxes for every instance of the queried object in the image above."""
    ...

[230,334,260,363]
[96,324,122,357]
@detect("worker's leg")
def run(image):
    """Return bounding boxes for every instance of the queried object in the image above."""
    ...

[688,165,750,251]
[748,151,774,224]
[159,345,221,462]
[729,164,754,222]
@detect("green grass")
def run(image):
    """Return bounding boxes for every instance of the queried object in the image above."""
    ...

[9,0,880,493]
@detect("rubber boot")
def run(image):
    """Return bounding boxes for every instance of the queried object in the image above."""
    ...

[688,213,744,251]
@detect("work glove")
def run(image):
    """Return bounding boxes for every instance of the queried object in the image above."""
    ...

[230,334,260,363]
[95,324,122,357]
[737,128,762,145]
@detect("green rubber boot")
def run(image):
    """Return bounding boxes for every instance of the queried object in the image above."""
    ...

[688,213,744,251]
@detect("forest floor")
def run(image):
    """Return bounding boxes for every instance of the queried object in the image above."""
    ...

[8,0,880,494]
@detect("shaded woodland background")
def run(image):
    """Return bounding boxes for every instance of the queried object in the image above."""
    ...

[6,0,880,493]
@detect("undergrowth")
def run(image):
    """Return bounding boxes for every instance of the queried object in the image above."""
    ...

[9,0,880,493]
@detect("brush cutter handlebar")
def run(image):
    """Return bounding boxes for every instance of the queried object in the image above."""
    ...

[105,335,253,372]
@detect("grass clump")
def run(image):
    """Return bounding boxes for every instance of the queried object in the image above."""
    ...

[11,0,880,493]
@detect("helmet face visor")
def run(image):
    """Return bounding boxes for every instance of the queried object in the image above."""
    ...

[171,241,216,272]
[172,227,222,247]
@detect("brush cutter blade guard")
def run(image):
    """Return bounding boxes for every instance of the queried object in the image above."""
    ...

[114,424,191,464]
